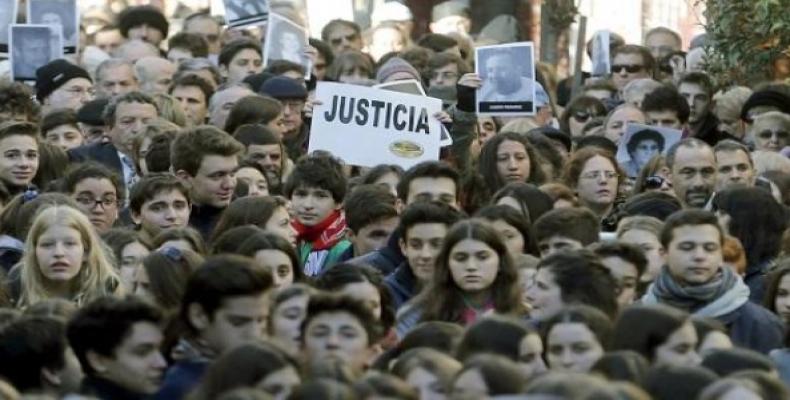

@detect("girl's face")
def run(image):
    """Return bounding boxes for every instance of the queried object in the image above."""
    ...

[257,365,301,400]
[0,135,39,188]
[254,249,294,290]
[338,281,381,320]
[774,274,790,324]
[36,224,85,283]
[495,140,530,184]
[546,322,604,373]
[489,219,524,256]
[119,241,149,292]
[236,167,269,197]
[264,206,298,247]
[654,321,701,366]
[406,367,448,400]
[448,239,500,295]
[518,333,547,378]
[525,267,563,320]
[271,294,309,354]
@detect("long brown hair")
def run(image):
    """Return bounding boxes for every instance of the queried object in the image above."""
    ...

[417,220,524,324]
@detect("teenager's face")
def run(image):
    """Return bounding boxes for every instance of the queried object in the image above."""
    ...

[576,155,618,209]
[134,189,191,239]
[670,146,716,209]
[254,249,294,290]
[264,206,298,247]
[188,155,239,208]
[679,82,711,124]
[339,281,381,320]
[257,365,301,400]
[108,101,157,156]
[72,178,119,234]
[666,224,723,285]
[303,311,370,371]
[0,134,38,188]
[120,241,149,292]
[715,150,755,191]
[198,294,269,354]
[406,367,447,400]
[496,140,530,184]
[290,185,338,226]
[400,223,448,283]
[36,224,84,283]
[619,229,665,283]
[525,267,563,320]
[172,85,208,126]
[236,166,269,197]
[518,333,548,378]
[448,239,499,294]
[429,62,460,88]
[45,124,85,150]
[654,321,701,366]
[351,216,399,257]
[98,321,166,394]
[546,322,604,373]
[271,294,309,354]
[406,177,458,209]
[646,110,683,130]
[600,256,638,308]
[489,219,524,256]
[537,236,584,258]
[224,49,263,84]
[774,275,790,324]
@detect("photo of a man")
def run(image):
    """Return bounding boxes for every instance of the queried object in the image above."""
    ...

[264,12,310,74]
[224,0,269,28]
[476,42,536,115]
[0,0,19,55]
[617,123,682,177]
[10,25,62,81]
[28,0,78,54]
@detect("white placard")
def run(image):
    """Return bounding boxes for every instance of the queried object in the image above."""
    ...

[308,82,443,169]
[27,0,79,55]
[0,0,19,56]
[10,24,63,81]
[591,30,610,76]
[475,41,536,116]
[617,123,682,177]
[263,12,311,79]
[305,0,354,39]
[223,0,269,28]
[374,79,453,146]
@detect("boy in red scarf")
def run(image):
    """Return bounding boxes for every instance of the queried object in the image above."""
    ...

[285,154,351,276]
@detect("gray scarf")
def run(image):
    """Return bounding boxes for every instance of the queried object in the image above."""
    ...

[641,265,750,318]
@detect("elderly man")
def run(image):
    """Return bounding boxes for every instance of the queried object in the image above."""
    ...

[95,58,139,98]
[134,57,176,95]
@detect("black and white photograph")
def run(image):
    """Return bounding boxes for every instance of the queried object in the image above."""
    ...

[223,0,269,28]
[10,24,62,81]
[475,42,536,116]
[27,0,79,54]
[263,12,311,78]
[0,0,19,56]
[591,30,610,76]
[617,123,682,177]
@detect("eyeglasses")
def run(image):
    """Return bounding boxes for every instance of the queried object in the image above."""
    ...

[580,170,618,180]
[611,64,645,74]
[282,100,305,111]
[75,195,118,209]
[644,175,672,189]
[756,130,790,140]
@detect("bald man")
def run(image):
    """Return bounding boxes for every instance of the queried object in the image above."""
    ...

[134,57,176,95]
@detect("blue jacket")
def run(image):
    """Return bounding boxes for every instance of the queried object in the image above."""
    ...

[153,359,209,400]
[719,301,784,354]
[384,262,417,310]
[348,227,404,276]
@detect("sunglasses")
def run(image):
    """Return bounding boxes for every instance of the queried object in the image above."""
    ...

[756,130,790,140]
[644,175,671,190]
[611,64,645,74]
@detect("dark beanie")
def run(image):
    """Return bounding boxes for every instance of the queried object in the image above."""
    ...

[259,76,308,100]
[740,89,790,121]
[243,72,275,93]
[622,191,682,221]
[35,59,92,102]
[432,0,469,22]
[77,98,110,126]
[118,6,169,38]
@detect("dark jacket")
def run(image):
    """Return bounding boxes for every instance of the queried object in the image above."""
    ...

[384,262,417,310]
[68,142,124,175]
[81,376,147,400]
[719,300,784,354]
[0,235,23,273]
[692,113,738,147]
[153,359,209,400]
[348,227,404,276]
[188,203,225,240]
[744,260,771,303]
[283,123,310,162]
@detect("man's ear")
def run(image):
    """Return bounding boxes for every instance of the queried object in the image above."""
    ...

[398,237,407,255]
[188,303,210,332]
[86,350,109,374]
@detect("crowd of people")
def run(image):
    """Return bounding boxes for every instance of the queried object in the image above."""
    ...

[0,0,789,399]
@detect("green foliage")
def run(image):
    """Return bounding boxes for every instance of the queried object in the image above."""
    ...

[703,0,790,85]
[543,0,579,30]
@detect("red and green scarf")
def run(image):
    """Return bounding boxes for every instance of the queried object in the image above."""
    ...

[292,209,347,251]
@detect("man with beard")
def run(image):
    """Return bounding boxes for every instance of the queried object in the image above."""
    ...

[667,138,717,209]
[479,49,535,103]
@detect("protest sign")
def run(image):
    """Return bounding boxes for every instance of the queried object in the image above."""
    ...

[476,42,536,116]
[0,0,19,56]
[27,0,79,54]
[305,0,354,39]
[223,0,268,28]
[591,30,611,76]
[263,12,311,79]
[10,24,63,81]
[308,82,443,169]
[617,123,682,177]
[374,79,452,146]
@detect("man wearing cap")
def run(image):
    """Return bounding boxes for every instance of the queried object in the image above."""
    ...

[430,0,471,37]
[118,5,169,47]
[77,98,111,145]
[259,76,308,161]
[741,89,790,132]
[36,59,95,113]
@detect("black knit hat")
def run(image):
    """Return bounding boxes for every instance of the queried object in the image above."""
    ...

[77,98,110,126]
[740,89,790,121]
[35,59,92,102]
[118,6,169,39]
[259,76,308,100]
